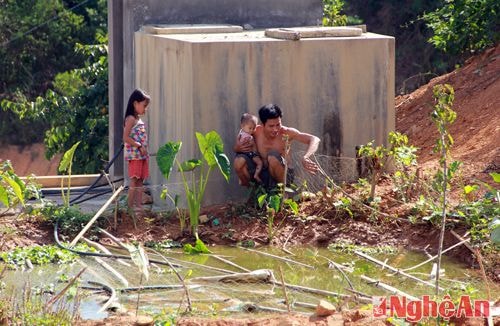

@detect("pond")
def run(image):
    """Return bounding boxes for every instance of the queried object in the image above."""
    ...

[0,245,496,320]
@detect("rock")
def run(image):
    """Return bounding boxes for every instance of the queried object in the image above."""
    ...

[134,315,154,325]
[199,214,209,223]
[315,300,336,317]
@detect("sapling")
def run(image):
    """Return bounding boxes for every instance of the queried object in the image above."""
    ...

[430,83,456,295]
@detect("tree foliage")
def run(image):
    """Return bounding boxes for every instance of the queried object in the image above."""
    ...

[2,37,109,174]
[423,0,499,56]
[0,0,107,145]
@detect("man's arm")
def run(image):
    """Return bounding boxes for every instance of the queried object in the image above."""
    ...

[286,127,320,173]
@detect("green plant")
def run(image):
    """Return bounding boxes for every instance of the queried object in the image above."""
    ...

[183,238,211,255]
[357,131,417,201]
[388,132,418,201]
[430,83,456,295]
[2,38,109,173]
[0,244,92,269]
[257,185,299,241]
[455,173,500,244]
[156,131,230,237]
[323,0,347,26]
[160,187,187,232]
[43,205,95,238]
[423,0,499,56]
[0,160,43,212]
[58,141,81,207]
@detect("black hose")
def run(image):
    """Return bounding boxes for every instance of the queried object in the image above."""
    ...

[69,144,124,205]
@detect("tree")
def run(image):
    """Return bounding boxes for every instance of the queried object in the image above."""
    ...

[0,0,107,145]
[2,35,109,174]
[423,0,500,56]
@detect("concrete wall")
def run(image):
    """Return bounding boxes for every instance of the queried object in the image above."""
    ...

[108,0,322,177]
[135,30,395,204]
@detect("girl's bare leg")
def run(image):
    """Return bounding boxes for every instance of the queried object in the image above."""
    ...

[134,179,144,210]
[128,177,139,210]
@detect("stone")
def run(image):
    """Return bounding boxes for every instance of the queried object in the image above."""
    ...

[199,214,209,223]
[315,299,336,317]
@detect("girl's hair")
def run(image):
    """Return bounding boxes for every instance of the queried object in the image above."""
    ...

[124,88,150,121]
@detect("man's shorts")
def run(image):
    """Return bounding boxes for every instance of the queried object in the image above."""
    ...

[235,150,294,190]
[128,159,149,180]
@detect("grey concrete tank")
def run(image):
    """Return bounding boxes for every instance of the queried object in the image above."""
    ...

[134,25,395,205]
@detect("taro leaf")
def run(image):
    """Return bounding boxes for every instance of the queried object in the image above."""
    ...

[490,172,500,183]
[196,131,230,181]
[269,194,281,212]
[156,141,181,180]
[183,238,211,254]
[0,185,9,207]
[257,194,267,208]
[179,159,202,172]
[215,152,231,182]
[284,198,299,215]
[58,141,81,173]
[4,174,24,206]
[196,131,223,167]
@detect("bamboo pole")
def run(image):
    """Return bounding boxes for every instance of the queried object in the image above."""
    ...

[237,246,314,269]
[70,185,124,247]
[360,275,418,301]
[354,250,444,291]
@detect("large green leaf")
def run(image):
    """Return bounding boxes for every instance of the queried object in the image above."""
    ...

[196,131,225,167]
[4,175,24,206]
[215,152,231,182]
[0,185,9,207]
[156,141,181,180]
[179,159,202,172]
[490,172,500,183]
[58,141,81,173]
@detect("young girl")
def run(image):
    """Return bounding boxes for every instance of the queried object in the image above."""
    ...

[123,89,151,214]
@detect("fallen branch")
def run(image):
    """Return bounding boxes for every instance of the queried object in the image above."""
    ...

[237,246,314,269]
[401,232,470,272]
[354,250,444,291]
[83,237,130,267]
[147,248,193,312]
[320,255,354,290]
[70,185,124,247]
[450,230,491,301]
[210,254,250,272]
[94,257,129,287]
[47,267,86,307]
[360,275,418,301]
[279,266,291,312]
[190,269,275,283]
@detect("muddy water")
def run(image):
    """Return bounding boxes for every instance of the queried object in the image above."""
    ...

[0,246,496,320]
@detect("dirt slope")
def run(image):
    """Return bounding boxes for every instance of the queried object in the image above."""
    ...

[0,143,60,176]
[396,44,500,184]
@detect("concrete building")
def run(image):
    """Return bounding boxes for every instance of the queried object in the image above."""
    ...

[108,1,395,205]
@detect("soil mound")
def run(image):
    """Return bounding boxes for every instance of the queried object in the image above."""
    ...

[396,44,500,184]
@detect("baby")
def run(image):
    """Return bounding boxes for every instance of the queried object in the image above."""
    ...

[237,113,263,183]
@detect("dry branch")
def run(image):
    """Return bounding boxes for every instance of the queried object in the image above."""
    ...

[354,250,444,291]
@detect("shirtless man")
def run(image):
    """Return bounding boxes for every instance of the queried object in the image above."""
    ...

[234,104,320,187]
